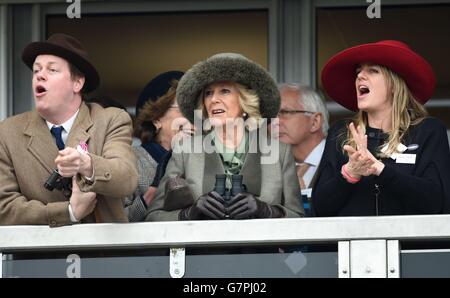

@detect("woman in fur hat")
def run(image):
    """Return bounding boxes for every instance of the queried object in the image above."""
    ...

[145,53,303,221]
[314,40,450,216]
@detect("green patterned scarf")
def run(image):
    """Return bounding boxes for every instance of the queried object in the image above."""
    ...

[212,129,249,188]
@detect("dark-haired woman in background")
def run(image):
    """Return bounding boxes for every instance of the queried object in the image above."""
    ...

[124,71,194,221]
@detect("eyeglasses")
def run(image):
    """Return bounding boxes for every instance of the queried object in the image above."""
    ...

[277,110,315,118]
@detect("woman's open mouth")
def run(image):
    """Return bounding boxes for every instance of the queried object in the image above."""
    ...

[212,109,225,115]
[357,85,370,99]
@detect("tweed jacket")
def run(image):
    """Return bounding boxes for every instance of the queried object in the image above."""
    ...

[124,146,158,222]
[145,130,304,221]
[0,102,138,226]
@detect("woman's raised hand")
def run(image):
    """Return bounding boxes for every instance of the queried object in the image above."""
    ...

[343,122,378,178]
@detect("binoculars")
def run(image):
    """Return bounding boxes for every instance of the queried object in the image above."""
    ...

[44,170,72,199]
[213,174,246,205]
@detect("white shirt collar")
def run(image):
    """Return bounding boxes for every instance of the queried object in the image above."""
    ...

[303,139,326,167]
[294,139,326,190]
[46,109,80,134]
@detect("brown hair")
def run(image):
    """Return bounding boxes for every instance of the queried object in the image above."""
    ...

[69,62,87,97]
[135,80,178,143]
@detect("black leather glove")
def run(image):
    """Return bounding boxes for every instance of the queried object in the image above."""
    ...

[227,193,285,219]
[179,191,227,220]
[163,176,194,211]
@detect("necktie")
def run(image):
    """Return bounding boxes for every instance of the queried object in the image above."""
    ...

[50,126,65,150]
[296,162,311,189]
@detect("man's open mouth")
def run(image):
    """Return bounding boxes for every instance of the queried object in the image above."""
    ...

[35,85,47,96]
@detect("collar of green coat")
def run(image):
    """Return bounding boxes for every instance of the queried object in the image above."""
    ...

[211,129,249,186]
[202,129,261,195]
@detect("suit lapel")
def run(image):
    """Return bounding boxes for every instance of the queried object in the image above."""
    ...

[66,102,93,148]
[23,103,93,174]
[24,112,59,173]
[309,165,321,190]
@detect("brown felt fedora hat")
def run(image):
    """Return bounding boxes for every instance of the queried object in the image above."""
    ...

[22,33,100,92]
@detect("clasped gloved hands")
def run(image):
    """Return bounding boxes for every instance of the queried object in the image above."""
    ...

[179,191,285,220]
[227,192,285,219]
[179,191,227,220]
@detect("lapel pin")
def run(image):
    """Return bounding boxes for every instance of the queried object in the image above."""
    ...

[407,144,419,151]
[77,141,89,155]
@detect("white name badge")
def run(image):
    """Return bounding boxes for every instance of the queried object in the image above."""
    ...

[395,153,416,164]
[301,188,312,198]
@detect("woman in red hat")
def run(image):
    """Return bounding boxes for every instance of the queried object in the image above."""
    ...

[314,40,450,216]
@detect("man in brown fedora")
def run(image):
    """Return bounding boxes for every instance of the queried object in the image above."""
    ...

[0,33,138,226]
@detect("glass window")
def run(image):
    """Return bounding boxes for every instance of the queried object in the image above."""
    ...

[317,4,450,127]
[47,11,268,110]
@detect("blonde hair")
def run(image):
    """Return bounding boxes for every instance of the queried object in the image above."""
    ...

[197,81,263,129]
[343,65,428,157]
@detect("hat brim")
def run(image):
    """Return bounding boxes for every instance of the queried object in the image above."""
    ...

[135,71,184,117]
[22,42,100,92]
[177,54,280,124]
[321,43,436,112]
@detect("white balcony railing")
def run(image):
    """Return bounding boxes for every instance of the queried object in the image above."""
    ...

[1,215,450,278]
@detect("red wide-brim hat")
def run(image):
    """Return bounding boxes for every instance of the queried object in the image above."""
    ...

[321,40,436,112]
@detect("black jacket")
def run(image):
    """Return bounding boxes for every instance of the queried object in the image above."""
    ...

[313,117,450,216]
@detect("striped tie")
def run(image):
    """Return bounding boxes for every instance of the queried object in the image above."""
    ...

[296,162,311,189]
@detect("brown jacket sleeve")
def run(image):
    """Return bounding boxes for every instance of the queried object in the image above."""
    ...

[76,110,138,198]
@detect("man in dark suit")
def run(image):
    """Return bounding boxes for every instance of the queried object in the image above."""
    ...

[0,33,137,226]
[271,84,329,216]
